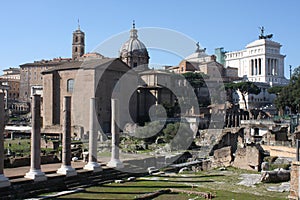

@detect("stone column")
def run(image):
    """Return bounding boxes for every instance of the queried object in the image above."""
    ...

[0,93,10,187]
[57,96,77,176]
[289,161,300,199]
[25,94,47,181]
[107,99,124,168]
[84,98,102,172]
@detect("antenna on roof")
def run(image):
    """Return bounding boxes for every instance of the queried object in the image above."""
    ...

[77,18,80,30]
[132,20,135,29]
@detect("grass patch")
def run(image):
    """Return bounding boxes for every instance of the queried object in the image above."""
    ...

[4,139,31,156]
[49,167,287,200]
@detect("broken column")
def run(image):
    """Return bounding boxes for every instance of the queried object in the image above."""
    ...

[107,98,124,168]
[25,94,47,181]
[0,93,10,187]
[290,161,300,199]
[84,98,102,172]
[57,96,77,176]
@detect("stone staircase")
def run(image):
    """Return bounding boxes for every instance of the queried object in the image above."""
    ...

[0,167,147,200]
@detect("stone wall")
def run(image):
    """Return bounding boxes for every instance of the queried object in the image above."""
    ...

[4,155,59,168]
[209,128,244,156]
[233,144,264,171]
[41,139,59,150]
[213,146,232,167]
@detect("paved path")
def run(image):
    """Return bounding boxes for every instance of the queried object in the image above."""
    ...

[3,152,161,179]
[4,161,93,178]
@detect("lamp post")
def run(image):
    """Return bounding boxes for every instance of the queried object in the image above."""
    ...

[290,65,292,80]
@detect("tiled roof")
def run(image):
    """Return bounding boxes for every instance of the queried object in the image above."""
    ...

[41,58,130,74]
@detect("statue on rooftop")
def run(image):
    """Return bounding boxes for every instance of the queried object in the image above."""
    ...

[259,26,273,40]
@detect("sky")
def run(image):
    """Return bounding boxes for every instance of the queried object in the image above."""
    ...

[0,0,299,78]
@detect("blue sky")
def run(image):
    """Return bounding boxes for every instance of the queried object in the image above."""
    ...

[0,0,299,78]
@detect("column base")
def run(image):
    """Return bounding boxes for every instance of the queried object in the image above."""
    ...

[24,169,47,182]
[57,165,77,177]
[84,162,102,172]
[107,159,124,169]
[0,174,10,188]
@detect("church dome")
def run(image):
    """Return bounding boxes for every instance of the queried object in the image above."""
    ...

[185,42,209,62]
[119,22,149,68]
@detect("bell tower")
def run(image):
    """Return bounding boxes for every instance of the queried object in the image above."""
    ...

[72,20,85,60]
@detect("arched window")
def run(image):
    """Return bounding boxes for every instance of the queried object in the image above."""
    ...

[67,79,74,93]
[75,36,78,42]
[81,37,84,43]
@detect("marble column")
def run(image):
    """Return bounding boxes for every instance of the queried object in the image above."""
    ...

[107,99,124,168]
[57,96,77,176]
[25,94,47,181]
[84,98,102,172]
[0,93,10,187]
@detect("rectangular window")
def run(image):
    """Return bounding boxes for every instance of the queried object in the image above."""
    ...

[67,79,74,93]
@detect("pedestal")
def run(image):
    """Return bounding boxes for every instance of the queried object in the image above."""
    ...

[107,159,124,169]
[57,165,77,177]
[25,169,47,182]
[84,162,102,172]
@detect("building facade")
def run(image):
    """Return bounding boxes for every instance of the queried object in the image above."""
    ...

[41,23,181,135]
[42,58,134,134]
[225,35,288,85]
[0,67,20,102]
[168,44,238,82]
[19,59,72,102]
[224,31,289,110]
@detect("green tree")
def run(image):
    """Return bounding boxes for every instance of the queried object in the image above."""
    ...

[267,85,284,95]
[163,123,179,143]
[268,85,285,114]
[133,121,163,142]
[162,122,194,151]
[225,82,261,110]
[182,72,210,107]
[182,72,208,88]
[274,66,300,114]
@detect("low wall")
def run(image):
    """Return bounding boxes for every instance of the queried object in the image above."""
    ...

[4,154,60,168]
[262,145,296,158]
